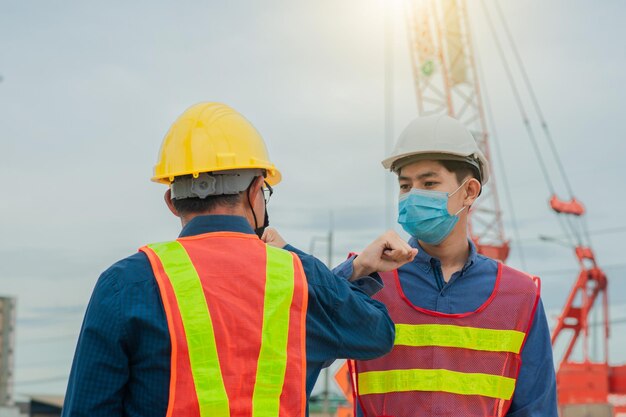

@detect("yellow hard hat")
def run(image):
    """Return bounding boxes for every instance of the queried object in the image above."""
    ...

[152,102,281,186]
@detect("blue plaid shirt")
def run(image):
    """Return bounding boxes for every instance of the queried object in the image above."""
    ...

[62,215,394,417]
[333,238,558,417]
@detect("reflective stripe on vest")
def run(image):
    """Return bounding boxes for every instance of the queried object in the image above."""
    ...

[252,245,295,417]
[358,368,516,400]
[148,240,230,416]
[395,324,525,353]
[144,236,306,417]
[353,265,540,417]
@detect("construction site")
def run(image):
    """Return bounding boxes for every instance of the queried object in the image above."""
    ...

[1,1,625,416]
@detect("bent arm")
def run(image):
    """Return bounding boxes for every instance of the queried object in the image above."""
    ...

[290,247,395,363]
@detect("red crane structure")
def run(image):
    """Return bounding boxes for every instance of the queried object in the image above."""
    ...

[403,0,626,416]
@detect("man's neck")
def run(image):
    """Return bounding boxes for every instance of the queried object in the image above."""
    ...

[420,224,470,270]
[181,206,248,228]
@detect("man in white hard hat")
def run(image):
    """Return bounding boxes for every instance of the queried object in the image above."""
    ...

[334,115,558,416]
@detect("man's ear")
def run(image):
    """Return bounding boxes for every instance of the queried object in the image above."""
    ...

[465,178,482,206]
[164,189,180,217]
[248,176,265,203]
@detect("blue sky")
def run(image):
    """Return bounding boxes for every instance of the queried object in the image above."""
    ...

[1,0,625,398]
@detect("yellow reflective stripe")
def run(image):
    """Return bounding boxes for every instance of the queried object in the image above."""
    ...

[358,369,516,400]
[252,246,295,417]
[395,324,525,353]
[149,241,230,417]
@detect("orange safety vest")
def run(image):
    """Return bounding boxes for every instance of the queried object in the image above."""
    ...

[140,231,308,417]
[351,263,540,417]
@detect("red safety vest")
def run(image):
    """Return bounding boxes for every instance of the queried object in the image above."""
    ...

[140,231,308,417]
[351,263,540,417]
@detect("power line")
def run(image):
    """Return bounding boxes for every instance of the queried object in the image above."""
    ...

[537,262,626,276]
[19,333,78,344]
[516,225,626,243]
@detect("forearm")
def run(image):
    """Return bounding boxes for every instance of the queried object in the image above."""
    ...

[285,244,384,296]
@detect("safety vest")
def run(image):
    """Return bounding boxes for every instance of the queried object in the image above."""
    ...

[140,231,308,417]
[352,263,539,417]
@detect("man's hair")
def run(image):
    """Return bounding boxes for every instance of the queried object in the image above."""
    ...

[172,194,242,215]
[439,160,481,185]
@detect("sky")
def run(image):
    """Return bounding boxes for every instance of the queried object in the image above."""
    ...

[1,0,625,400]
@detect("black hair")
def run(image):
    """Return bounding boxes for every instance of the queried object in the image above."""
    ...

[172,194,242,215]
[439,160,481,185]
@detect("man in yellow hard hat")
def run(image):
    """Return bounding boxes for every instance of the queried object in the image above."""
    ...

[62,102,417,417]
[327,115,557,417]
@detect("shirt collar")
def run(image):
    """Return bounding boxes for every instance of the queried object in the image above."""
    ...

[408,237,477,272]
[179,215,256,238]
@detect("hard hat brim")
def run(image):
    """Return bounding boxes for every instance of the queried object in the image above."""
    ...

[382,151,490,184]
[152,166,282,186]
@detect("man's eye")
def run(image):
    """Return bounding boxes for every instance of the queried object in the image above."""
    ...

[400,184,410,191]
[424,182,437,187]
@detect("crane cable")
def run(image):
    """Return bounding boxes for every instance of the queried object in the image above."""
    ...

[474,52,528,270]
[478,0,554,193]
[490,0,595,250]
[492,0,575,200]
[479,0,583,247]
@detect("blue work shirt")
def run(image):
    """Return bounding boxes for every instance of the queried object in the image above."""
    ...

[62,215,395,417]
[334,238,558,417]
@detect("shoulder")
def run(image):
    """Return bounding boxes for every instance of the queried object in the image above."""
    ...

[500,263,539,283]
[282,244,338,289]
[499,263,541,296]
[98,250,155,290]
[89,251,163,328]
[474,253,499,273]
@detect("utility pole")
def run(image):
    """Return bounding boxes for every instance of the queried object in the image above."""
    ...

[323,211,334,416]
[310,212,335,417]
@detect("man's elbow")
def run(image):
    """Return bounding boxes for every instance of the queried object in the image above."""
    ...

[377,317,396,356]
[357,316,396,360]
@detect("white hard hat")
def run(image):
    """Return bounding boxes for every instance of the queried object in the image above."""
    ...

[381,114,490,184]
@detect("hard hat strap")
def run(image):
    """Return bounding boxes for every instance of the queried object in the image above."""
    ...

[245,177,270,238]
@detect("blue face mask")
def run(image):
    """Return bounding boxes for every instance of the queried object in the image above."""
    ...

[397,181,468,245]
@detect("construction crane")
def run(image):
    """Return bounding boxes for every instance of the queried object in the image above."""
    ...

[404,0,509,262]
[403,0,626,416]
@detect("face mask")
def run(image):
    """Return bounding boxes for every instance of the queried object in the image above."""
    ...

[397,181,468,245]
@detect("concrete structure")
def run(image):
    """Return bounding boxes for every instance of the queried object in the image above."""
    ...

[0,297,16,407]
[26,396,62,417]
